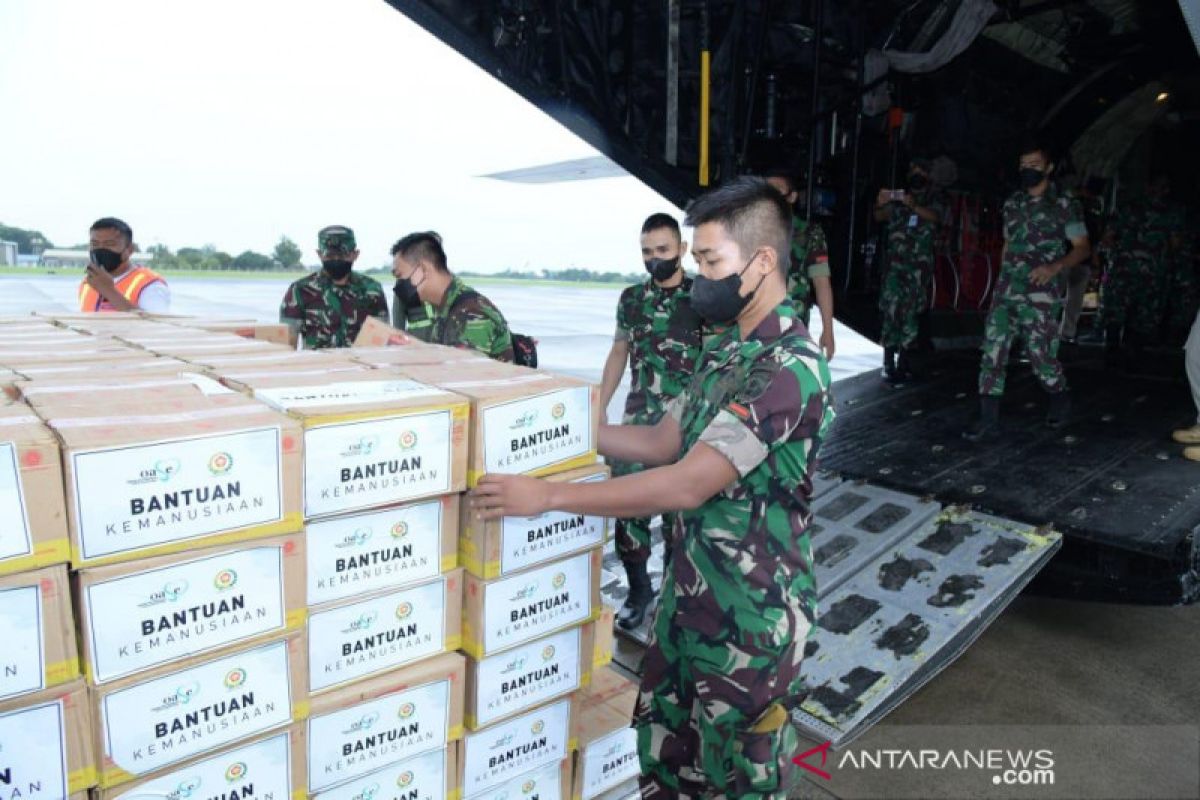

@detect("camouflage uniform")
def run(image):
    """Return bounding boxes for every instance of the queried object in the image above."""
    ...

[786,216,831,327]
[279,271,389,349]
[635,301,835,799]
[426,276,515,362]
[612,277,704,565]
[978,185,1087,396]
[391,288,433,339]
[879,192,943,349]
[1102,200,1185,337]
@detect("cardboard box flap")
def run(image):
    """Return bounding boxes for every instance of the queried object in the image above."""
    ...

[0,565,79,700]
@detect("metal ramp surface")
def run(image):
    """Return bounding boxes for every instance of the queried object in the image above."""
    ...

[794,508,1061,747]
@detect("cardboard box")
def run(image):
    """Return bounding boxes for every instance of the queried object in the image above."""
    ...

[570,668,639,800]
[459,695,576,798]
[216,362,373,395]
[0,344,139,366]
[92,725,306,800]
[467,759,573,800]
[307,570,463,693]
[313,745,458,800]
[461,548,602,660]
[0,565,78,703]
[306,496,459,608]
[187,321,295,346]
[91,631,309,787]
[400,364,599,487]
[460,464,610,579]
[17,372,239,408]
[0,405,70,576]
[0,678,97,796]
[349,344,491,368]
[351,316,418,348]
[593,605,615,671]
[239,374,470,519]
[76,533,307,685]
[465,622,599,731]
[0,370,18,400]
[197,348,352,370]
[306,651,465,793]
[4,357,189,381]
[44,401,304,568]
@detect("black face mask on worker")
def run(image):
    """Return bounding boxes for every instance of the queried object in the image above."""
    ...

[690,252,764,326]
[1020,168,1046,189]
[644,256,680,282]
[90,248,124,273]
[322,259,353,280]
[394,269,423,306]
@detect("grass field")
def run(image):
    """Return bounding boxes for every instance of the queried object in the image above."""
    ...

[0,267,635,289]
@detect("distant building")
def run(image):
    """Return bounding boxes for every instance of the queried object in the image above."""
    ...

[16,255,40,268]
[39,249,154,269]
[0,241,15,266]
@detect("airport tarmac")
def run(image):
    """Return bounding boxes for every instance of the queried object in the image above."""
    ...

[0,273,883,419]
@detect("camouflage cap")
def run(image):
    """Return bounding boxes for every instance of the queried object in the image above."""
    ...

[318,225,357,254]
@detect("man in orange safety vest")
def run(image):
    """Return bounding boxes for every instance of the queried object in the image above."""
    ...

[78,217,170,313]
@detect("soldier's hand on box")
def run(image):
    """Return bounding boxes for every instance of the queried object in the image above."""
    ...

[471,474,553,520]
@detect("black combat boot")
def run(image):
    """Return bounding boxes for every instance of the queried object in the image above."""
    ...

[883,347,898,382]
[963,396,1001,442]
[1046,391,1071,429]
[617,560,655,631]
[897,348,919,382]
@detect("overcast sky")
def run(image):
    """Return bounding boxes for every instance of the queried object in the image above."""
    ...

[0,0,679,272]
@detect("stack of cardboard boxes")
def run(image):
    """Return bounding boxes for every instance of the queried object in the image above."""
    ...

[396,360,614,800]
[0,314,632,799]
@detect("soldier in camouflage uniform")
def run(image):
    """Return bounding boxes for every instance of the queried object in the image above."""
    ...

[279,225,389,349]
[764,169,836,359]
[873,160,944,382]
[390,231,514,361]
[391,284,433,339]
[1100,177,1185,348]
[599,213,704,631]
[965,140,1091,441]
[473,177,835,798]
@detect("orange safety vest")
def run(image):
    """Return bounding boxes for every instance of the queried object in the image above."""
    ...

[78,266,166,312]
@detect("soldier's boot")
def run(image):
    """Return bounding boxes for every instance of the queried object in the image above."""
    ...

[617,559,655,631]
[1046,391,1071,429]
[883,347,898,382]
[1104,325,1124,367]
[897,348,919,381]
[963,396,1001,442]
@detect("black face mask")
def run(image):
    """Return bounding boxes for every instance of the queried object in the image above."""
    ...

[394,274,421,307]
[909,174,928,191]
[322,259,353,280]
[90,248,124,273]
[691,253,763,326]
[1020,168,1046,189]
[644,256,680,282]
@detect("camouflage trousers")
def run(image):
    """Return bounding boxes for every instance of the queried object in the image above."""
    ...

[879,261,928,349]
[1100,254,1168,336]
[978,294,1067,397]
[635,564,808,799]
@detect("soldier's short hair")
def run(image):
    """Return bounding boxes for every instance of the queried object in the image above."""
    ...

[683,176,791,270]
[90,217,133,245]
[391,231,449,273]
[1018,133,1055,162]
[640,213,681,241]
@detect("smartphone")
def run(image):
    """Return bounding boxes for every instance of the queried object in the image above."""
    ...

[888,189,907,201]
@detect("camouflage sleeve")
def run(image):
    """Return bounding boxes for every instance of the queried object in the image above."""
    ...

[1002,195,1019,241]
[666,394,689,425]
[1063,197,1089,241]
[368,284,389,322]
[279,281,303,323]
[698,359,825,478]
[805,223,831,279]
[615,288,633,341]
[460,299,514,362]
